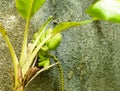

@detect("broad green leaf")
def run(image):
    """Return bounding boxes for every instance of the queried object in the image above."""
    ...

[86,0,120,23]
[16,0,46,20]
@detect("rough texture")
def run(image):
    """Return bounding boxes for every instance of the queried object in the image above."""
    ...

[0,0,120,91]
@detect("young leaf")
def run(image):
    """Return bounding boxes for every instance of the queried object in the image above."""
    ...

[51,22,81,34]
[52,19,93,34]
[16,0,46,20]
[86,0,120,23]
[21,17,53,76]
[31,16,53,53]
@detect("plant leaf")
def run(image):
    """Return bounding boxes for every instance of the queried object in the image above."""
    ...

[86,0,120,23]
[16,0,46,20]
[52,19,93,34]
[21,16,53,76]
[52,22,81,34]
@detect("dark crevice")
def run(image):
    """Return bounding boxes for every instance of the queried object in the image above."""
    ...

[93,20,114,90]
[93,20,104,39]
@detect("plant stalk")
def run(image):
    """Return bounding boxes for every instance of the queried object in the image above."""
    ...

[27,16,53,57]
[50,54,64,91]
[15,85,25,91]
[22,34,52,76]
[0,23,19,88]
[25,62,59,87]
[20,20,29,67]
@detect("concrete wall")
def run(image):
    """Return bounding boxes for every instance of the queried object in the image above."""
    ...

[0,0,120,91]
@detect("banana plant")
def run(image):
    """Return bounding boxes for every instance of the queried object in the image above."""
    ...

[0,0,120,91]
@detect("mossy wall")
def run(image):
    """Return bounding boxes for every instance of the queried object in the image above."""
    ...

[0,0,120,91]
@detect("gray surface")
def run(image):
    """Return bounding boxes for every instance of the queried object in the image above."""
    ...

[0,0,120,91]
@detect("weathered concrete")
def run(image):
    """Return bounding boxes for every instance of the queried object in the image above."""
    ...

[0,0,120,91]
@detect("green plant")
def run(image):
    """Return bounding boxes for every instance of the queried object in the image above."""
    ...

[0,0,120,91]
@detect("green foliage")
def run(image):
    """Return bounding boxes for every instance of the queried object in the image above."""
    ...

[47,33,62,50]
[37,50,50,68]
[38,58,50,68]
[16,0,46,20]
[32,16,53,48]
[33,28,62,67]
[87,0,120,23]
[52,22,81,34]
[45,28,52,37]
